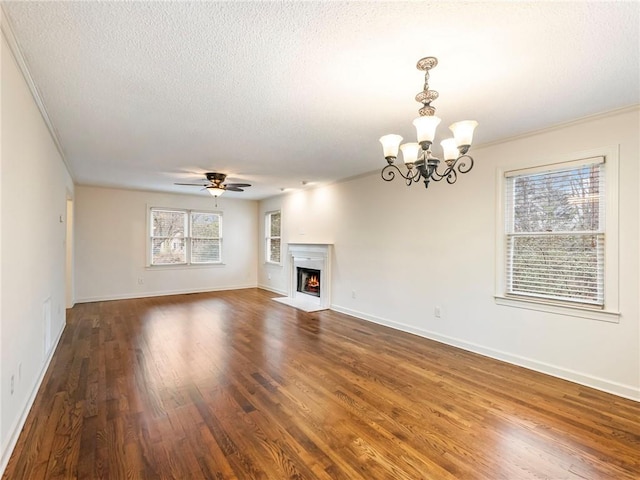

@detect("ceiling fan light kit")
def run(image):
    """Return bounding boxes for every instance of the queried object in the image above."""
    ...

[206,186,225,197]
[379,56,478,190]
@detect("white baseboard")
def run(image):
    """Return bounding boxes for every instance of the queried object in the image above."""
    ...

[257,284,286,295]
[330,304,640,402]
[75,284,258,304]
[0,322,66,476]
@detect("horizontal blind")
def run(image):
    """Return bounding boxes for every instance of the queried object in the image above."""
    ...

[267,211,281,263]
[150,209,187,265]
[190,212,221,263]
[269,211,281,237]
[505,159,605,306]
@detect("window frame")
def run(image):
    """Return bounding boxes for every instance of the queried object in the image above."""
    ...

[265,210,282,265]
[148,207,223,267]
[494,146,620,323]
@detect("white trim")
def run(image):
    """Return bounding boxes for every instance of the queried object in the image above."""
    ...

[494,295,620,323]
[74,284,257,304]
[476,105,639,150]
[495,145,620,317]
[0,6,74,179]
[0,323,66,476]
[504,156,604,177]
[257,284,286,295]
[330,303,639,402]
[604,145,620,313]
[145,263,225,271]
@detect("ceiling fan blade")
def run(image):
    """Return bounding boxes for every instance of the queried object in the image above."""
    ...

[224,183,251,188]
[225,187,245,192]
[174,182,210,186]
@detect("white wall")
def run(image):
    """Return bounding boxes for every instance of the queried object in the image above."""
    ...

[1,30,74,470]
[258,107,640,400]
[74,186,258,302]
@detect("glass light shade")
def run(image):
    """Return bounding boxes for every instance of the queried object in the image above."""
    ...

[207,186,225,197]
[440,138,459,161]
[400,142,421,164]
[449,120,478,147]
[379,134,403,158]
[412,116,441,143]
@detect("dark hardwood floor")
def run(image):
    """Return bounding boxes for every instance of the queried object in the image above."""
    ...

[3,288,640,479]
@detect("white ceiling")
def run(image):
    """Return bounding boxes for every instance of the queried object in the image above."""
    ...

[3,1,639,200]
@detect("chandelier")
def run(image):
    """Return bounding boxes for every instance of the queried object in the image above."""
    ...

[379,57,478,189]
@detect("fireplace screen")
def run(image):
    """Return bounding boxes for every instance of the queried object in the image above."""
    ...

[297,267,321,297]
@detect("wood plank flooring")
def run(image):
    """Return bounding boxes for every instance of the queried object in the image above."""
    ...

[3,288,640,479]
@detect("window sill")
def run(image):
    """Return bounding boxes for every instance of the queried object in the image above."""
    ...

[146,263,226,271]
[264,261,283,267]
[494,295,620,323]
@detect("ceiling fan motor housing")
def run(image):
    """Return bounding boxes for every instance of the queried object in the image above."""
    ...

[206,172,227,184]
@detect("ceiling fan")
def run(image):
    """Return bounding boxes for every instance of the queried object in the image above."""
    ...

[175,172,251,198]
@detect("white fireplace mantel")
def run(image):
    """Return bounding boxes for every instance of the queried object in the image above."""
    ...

[273,243,333,312]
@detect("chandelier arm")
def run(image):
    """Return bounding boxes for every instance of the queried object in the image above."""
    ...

[455,154,474,174]
[410,167,422,183]
[381,164,421,183]
[427,166,451,183]
[444,167,459,185]
[425,154,475,185]
[424,160,446,182]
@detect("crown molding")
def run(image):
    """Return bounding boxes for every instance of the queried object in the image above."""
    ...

[475,104,640,150]
[1,5,75,180]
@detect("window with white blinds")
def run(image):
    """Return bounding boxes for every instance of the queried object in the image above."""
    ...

[191,212,222,264]
[150,208,222,265]
[265,211,281,264]
[504,157,605,307]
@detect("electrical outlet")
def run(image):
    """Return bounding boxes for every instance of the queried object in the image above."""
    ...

[10,375,14,395]
[137,277,144,285]
[268,273,272,280]
[434,306,442,318]
[352,290,356,299]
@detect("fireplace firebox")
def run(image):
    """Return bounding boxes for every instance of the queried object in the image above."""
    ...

[297,267,321,297]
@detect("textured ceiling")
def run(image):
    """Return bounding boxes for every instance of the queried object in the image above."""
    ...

[3,1,639,200]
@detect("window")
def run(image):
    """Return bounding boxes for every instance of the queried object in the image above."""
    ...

[496,147,619,322]
[505,157,605,305]
[150,208,222,265]
[265,210,281,263]
[191,212,222,264]
[150,209,187,264]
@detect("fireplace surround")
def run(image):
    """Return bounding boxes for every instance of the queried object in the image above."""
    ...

[273,243,332,312]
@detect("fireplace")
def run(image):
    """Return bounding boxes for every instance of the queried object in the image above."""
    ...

[297,267,321,297]
[272,243,333,312]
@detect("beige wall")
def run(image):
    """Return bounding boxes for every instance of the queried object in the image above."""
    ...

[1,31,74,468]
[258,107,640,400]
[74,186,259,302]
